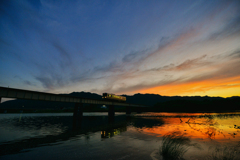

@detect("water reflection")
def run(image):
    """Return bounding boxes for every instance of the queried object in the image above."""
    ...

[0,112,240,160]
[206,144,240,160]
[0,114,162,156]
[101,125,127,139]
[131,117,164,129]
[141,113,240,142]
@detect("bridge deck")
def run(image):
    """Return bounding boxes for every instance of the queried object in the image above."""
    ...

[0,87,143,107]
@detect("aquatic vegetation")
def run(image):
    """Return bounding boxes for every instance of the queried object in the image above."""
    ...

[206,145,240,160]
[159,132,200,160]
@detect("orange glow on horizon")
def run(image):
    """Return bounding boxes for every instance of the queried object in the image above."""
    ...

[136,76,240,97]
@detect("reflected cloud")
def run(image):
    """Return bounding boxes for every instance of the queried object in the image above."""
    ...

[141,113,240,141]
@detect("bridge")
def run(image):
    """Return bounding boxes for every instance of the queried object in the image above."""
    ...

[0,86,146,122]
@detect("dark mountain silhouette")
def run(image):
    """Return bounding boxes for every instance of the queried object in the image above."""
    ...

[152,97,240,112]
[68,92,102,100]
[0,92,239,112]
[123,93,224,106]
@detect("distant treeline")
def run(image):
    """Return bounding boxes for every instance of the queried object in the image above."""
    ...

[155,97,240,112]
[131,97,240,112]
[0,91,239,113]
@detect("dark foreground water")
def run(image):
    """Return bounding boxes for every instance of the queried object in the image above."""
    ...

[0,112,240,160]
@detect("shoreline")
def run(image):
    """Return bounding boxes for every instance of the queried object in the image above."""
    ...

[0,108,239,114]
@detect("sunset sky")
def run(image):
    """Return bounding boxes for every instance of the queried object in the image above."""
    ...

[0,0,240,97]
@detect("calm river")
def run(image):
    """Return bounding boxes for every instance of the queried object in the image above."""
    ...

[0,112,240,160]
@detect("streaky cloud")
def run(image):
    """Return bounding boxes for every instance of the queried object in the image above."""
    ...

[147,55,208,72]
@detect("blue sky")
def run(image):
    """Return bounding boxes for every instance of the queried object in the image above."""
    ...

[0,0,240,97]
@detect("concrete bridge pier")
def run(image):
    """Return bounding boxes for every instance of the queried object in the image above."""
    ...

[126,106,131,115]
[108,105,115,122]
[73,103,83,129]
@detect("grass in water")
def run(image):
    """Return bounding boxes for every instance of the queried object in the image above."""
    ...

[159,132,200,160]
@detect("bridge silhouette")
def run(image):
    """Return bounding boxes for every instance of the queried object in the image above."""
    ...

[0,86,146,122]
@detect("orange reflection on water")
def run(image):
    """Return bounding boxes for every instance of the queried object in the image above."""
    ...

[141,114,240,142]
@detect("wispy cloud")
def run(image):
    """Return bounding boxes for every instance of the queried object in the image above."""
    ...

[146,55,208,72]
[1,0,240,97]
[23,80,35,86]
[92,48,240,95]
